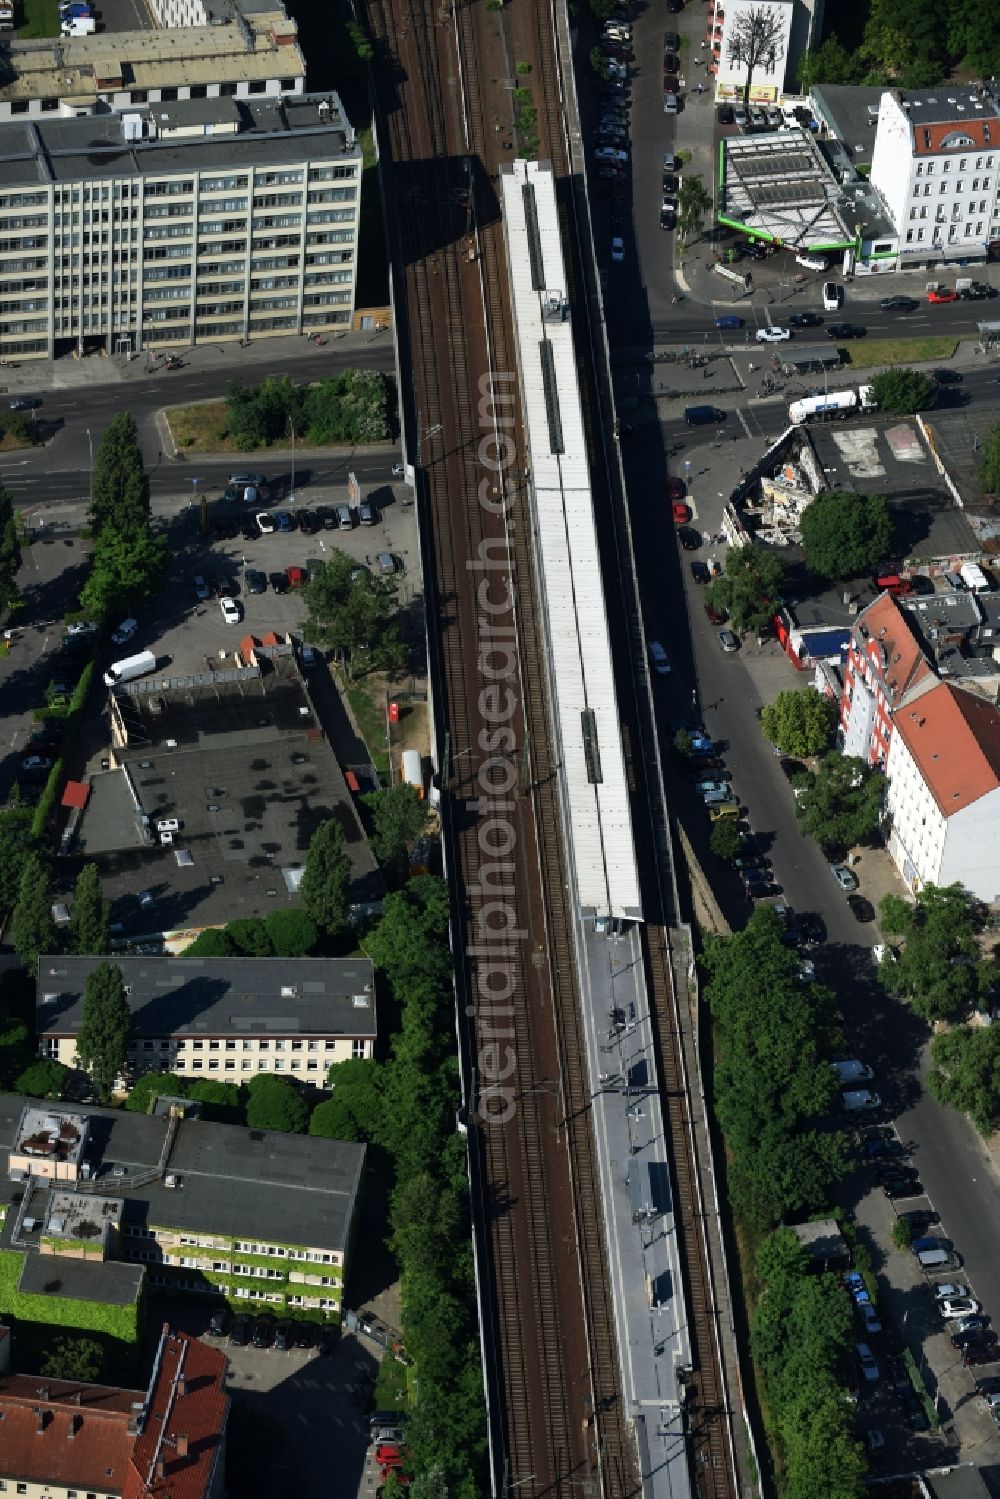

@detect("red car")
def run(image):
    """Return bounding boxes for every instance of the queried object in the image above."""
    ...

[672,501,690,523]
[375,1445,403,1466]
[927,288,959,304]
[285,565,307,588]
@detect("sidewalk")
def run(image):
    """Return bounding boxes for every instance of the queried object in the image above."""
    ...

[0,327,394,394]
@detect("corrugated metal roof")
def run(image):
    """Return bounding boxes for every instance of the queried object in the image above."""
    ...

[501,160,642,920]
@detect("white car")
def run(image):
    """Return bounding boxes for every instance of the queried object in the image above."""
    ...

[648,640,670,674]
[220,597,241,625]
[65,620,97,637]
[111,618,138,645]
[611,236,625,263]
[855,1342,879,1382]
[255,512,276,534]
[940,1297,980,1319]
[823,280,843,311]
[193,575,210,600]
[755,325,791,343]
[933,1283,969,1301]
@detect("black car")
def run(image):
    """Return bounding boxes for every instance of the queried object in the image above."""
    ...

[209,1308,229,1336]
[959,283,995,300]
[297,508,319,535]
[252,1315,276,1349]
[316,1326,339,1355]
[849,893,876,923]
[245,569,267,595]
[901,1393,931,1429]
[690,560,710,583]
[826,323,866,339]
[313,505,336,530]
[882,1175,924,1200]
[862,1135,905,1160]
[662,172,678,194]
[796,912,826,945]
[662,52,680,71]
[788,312,823,328]
[931,368,963,385]
[212,518,239,540]
[717,103,734,125]
[240,516,260,542]
[292,1321,316,1350]
[10,396,41,411]
[660,207,676,230]
[663,29,679,48]
[269,570,289,594]
[963,1345,1000,1367]
[677,527,700,551]
[880,295,919,312]
[215,578,239,598]
[887,1357,911,1399]
[274,1321,293,1352]
[230,1314,252,1347]
[954,1327,992,1350]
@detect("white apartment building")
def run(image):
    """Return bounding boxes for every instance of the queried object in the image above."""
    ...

[885,682,1000,902]
[36,955,377,1088]
[870,87,1000,266]
[0,92,361,360]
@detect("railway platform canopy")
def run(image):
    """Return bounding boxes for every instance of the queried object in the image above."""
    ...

[500,159,642,923]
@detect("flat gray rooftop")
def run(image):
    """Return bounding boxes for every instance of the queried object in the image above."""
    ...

[17,1248,144,1306]
[0,94,358,188]
[36,955,377,1040]
[75,657,381,935]
[811,85,888,172]
[0,1093,365,1253]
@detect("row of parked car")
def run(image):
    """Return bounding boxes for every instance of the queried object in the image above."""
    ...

[218,1307,338,1354]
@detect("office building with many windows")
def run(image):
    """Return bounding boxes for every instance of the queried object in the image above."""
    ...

[35,956,377,1086]
[0,91,361,360]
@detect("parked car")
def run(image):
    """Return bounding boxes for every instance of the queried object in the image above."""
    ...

[219,597,241,625]
[230,1314,252,1347]
[208,1308,229,1336]
[718,629,739,653]
[848,893,876,922]
[274,511,295,532]
[251,1315,276,1349]
[934,1283,971,1301]
[274,1321,293,1352]
[927,288,959,304]
[111,618,138,645]
[962,1345,1000,1367]
[831,863,858,891]
[297,508,319,534]
[856,1342,880,1382]
[292,1322,316,1349]
[691,560,710,584]
[315,505,338,530]
[858,1302,882,1335]
[269,570,289,594]
[193,575,210,601]
[939,1297,980,1319]
[648,640,670,674]
[256,511,276,534]
[244,569,267,595]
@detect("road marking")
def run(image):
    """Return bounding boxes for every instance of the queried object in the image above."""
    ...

[737,407,752,438]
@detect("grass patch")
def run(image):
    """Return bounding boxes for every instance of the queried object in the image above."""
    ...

[0,432,37,452]
[165,400,358,455]
[844,336,959,367]
[371,1351,410,1412]
[17,0,58,38]
[345,677,390,779]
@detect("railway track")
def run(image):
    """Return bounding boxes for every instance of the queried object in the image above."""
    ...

[362,0,742,1492]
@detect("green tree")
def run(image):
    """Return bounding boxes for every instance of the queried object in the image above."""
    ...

[303,547,405,678]
[185,1078,242,1122]
[793,753,885,853]
[311,1057,385,1142]
[761,688,836,758]
[0,803,34,918]
[800,491,893,581]
[225,918,274,957]
[860,0,945,82]
[365,783,428,874]
[797,34,862,89]
[265,907,318,957]
[705,543,785,636]
[70,863,111,955]
[672,728,693,759]
[299,819,353,935]
[304,371,390,446]
[89,413,150,538]
[14,1058,68,1099]
[878,884,986,1022]
[929,1025,1000,1127]
[946,0,1000,72]
[125,1071,188,1113]
[41,1335,104,1384]
[183,928,238,957]
[869,367,938,416]
[10,852,57,971]
[80,524,167,618]
[980,423,1000,497]
[677,174,712,243]
[589,45,610,77]
[245,1073,309,1133]
[365,877,453,990]
[0,485,20,615]
[76,962,132,1103]
[891,1216,913,1249]
[708,817,741,861]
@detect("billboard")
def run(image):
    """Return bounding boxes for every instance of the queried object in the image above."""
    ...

[715,0,793,104]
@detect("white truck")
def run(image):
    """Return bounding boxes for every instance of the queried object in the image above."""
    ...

[787,385,876,425]
[960,561,990,593]
[103,650,156,687]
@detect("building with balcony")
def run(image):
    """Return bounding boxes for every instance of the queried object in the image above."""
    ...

[885,683,1000,901]
[0,91,361,360]
[36,955,377,1085]
[1,1095,365,1320]
[0,1323,228,1499]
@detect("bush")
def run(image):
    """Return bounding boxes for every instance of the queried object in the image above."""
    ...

[891,1216,912,1249]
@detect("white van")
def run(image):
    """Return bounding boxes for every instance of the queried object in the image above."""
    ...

[823,281,843,311]
[61,15,95,32]
[103,649,156,687]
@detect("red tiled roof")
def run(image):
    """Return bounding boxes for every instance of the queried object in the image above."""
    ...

[0,1373,139,1492]
[853,593,932,704]
[912,117,996,156]
[893,682,1000,817]
[125,1328,228,1499]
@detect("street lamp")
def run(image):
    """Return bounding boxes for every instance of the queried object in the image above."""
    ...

[288,419,296,503]
[86,428,93,511]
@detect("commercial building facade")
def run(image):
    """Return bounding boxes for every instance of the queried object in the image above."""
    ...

[36,955,377,1085]
[0,92,361,360]
[1,1096,365,1319]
